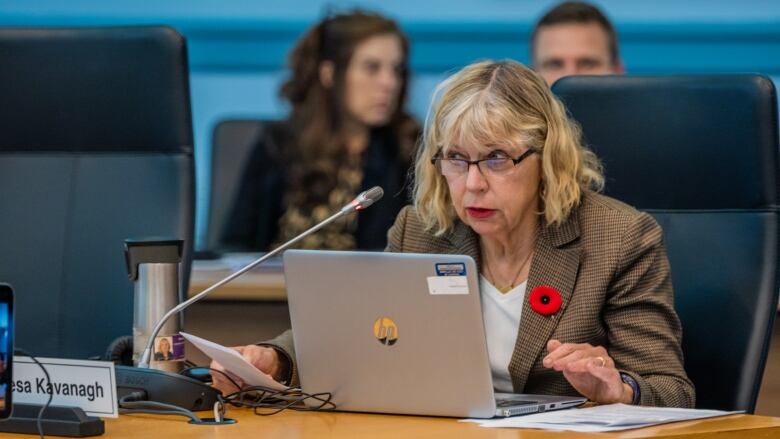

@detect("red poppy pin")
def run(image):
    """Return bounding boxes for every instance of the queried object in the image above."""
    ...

[529,285,562,316]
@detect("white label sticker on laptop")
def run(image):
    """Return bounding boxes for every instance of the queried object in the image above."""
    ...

[427,276,469,295]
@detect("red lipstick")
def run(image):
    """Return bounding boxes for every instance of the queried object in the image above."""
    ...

[466,207,496,219]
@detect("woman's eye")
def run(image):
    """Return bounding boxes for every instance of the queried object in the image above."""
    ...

[363,61,381,75]
[446,152,464,160]
[487,151,509,159]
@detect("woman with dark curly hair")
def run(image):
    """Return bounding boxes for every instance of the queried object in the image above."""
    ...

[223,11,420,251]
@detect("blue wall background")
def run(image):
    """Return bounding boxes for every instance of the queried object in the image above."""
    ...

[3,0,780,248]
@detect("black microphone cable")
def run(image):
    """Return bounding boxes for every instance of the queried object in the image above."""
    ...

[200,367,336,416]
[118,391,230,425]
[120,366,335,422]
[228,386,335,416]
[13,348,53,439]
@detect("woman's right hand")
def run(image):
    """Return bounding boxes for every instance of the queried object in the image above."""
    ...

[209,345,282,395]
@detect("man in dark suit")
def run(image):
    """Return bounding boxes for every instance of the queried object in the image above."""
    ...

[531,2,625,86]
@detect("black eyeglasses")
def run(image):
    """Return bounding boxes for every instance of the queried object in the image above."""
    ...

[430,148,538,177]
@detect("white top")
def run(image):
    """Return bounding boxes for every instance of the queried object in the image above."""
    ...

[480,275,527,393]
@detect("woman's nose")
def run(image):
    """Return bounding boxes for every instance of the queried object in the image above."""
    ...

[464,162,488,191]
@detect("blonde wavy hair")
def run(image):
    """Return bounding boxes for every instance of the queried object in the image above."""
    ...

[413,60,604,235]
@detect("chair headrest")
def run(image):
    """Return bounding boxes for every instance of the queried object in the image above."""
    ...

[552,75,779,210]
[0,26,192,153]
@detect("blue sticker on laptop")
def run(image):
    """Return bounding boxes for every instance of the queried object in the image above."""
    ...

[435,263,466,276]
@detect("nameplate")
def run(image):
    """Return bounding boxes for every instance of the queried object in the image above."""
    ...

[13,356,118,418]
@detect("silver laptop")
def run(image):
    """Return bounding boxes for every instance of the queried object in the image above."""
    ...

[283,250,586,418]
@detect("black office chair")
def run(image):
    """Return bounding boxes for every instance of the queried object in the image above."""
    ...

[553,75,779,412]
[204,119,269,253]
[0,26,195,359]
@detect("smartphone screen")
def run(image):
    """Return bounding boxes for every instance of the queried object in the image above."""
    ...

[0,284,13,418]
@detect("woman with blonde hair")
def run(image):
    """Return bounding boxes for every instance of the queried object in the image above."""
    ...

[213,60,694,408]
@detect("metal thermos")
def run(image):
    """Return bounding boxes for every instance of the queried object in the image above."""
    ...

[124,239,184,373]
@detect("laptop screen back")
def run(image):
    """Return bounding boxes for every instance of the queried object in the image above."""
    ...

[283,250,497,418]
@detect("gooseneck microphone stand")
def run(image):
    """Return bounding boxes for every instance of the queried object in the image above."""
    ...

[113,186,385,424]
[137,185,384,369]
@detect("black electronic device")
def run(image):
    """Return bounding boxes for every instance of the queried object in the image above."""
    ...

[104,338,221,411]
[115,365,220,411]
[0,404,104,437]
[0,284,13,419]
[0,284,104,436]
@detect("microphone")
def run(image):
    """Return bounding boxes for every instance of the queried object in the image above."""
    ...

[341,186,384,213]
[116,187,385,416]
[137,186,385,368]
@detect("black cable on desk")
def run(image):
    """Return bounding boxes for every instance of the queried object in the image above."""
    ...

[14,348,53,439]
[119,391,228,424]
[118,365,336,423]
[196,367,336,416]
[225,386,336,415]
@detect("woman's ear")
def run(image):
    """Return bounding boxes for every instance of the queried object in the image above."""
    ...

[319,61,335,88]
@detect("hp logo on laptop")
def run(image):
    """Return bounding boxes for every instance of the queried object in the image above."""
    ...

[373,317,398,346]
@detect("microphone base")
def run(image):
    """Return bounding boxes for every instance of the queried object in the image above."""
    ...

[116,365,221,411]
[0,404,104,437]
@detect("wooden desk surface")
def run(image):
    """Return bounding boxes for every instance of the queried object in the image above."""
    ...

[188,255,286,301]
[3,410,779,438]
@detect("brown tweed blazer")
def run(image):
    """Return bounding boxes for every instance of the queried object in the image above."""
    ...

[266,191,695,407]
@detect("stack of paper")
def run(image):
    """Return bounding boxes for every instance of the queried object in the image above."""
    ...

[463,404,739,432]
[181,331,288,391]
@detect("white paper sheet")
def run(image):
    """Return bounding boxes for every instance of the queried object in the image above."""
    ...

[181,332,288,391]
[462,403,739,432]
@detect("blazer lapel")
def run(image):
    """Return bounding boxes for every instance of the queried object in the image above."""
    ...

[445,213,582,393]
[446,220,482,269]
[508,212,582,392]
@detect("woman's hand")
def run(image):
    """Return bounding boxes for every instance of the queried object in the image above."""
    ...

[543,339,633,405]
[209,345,282,395]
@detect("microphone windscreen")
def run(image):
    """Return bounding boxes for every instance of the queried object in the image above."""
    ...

[343,186,385,212]
[364,186,384,203]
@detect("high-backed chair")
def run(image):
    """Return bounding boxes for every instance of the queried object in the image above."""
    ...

[0,26,195,359]
[552,75,779,412]
[204,119,269,253]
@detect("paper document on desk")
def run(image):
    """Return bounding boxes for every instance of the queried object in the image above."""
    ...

[463,403,739,432]
[181,332,288,391]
